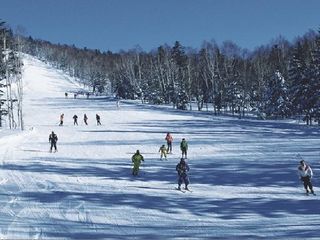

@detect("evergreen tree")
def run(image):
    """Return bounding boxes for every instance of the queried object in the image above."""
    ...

[264,71,291,118]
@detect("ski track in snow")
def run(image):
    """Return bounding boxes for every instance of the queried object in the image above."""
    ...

[0,55,319,239]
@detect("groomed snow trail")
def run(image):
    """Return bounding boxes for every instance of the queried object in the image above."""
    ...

[0,55,319,239]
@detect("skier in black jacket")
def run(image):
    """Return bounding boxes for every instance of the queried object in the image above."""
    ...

[49,131,58,153]
[176,158,190,190]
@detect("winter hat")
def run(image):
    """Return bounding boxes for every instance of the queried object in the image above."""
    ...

[136,150,140,154]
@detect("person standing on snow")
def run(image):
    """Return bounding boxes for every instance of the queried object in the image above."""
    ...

[73,114,78,125]
[49,131,58,153]
[298,160,315,195]
[83,114,88,125]
[165,132,173,153]
[59,113,64,126]
[176,158,190,190]
[180,138,188,158]
[131,150,144,176]
[159,144,167,160]
[96,114,101,125]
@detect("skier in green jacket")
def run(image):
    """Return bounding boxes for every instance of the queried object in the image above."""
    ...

[180,138,188,158]
[131,150,144,176]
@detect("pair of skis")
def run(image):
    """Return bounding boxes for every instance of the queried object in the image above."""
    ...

[175,187,192,193]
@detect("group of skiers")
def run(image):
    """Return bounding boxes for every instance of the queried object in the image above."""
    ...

[59,113,101,126]
[48,128,316,194]
[131,132,190,190]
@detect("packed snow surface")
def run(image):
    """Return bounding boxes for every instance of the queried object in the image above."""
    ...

[0,56,319,239]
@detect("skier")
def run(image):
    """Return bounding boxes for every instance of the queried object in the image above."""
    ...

[180,138,188,158]
[176,158,190,190]
[83,114,88,125]
[65,92,68,98]
[298,160,315,195]
[159,144,167,160]
[59,113,64,126]
[165,132,173,153]
[49,131,58,153]
[96,114,101,125]
[73,114,78,125]
[131,150,144,176]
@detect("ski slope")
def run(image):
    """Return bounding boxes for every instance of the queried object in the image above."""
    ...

[0,55,320,239]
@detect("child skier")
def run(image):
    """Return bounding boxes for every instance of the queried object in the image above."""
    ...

[298,160,315,195]
[131,150,144,176]
[176,158,190,190]
[159,144,167,160]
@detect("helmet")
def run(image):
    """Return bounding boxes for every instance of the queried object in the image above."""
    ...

[136,150,140,154]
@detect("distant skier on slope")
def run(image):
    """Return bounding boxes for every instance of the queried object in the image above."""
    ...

[180,138,188,158]
[96,114,101,125]
[59,113,64,126]
[176,158,190,190]
[298,160,315,195]
[159,144,167,160]
[83,114,88,125]
[131,150,144,176]
[49,131,58,153]
[73,114,78,125]
[165,132,173,153]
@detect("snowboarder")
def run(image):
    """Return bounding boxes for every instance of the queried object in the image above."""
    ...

[65,92,68,98]
[298,160,315,195]
[49,131,58,153]
[131,150,144,176]
[59,113,64,126]
[159,144,167,160]
[83,114,88,125]
[165,132,173,153]
[73,114,78,125]
[96,114,101,125]
[176,158,190,190]
[180,138,188,158]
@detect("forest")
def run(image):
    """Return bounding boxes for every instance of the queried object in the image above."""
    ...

[1,19,320,126]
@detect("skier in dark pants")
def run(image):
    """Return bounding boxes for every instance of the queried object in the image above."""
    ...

[59,113,64,126]
[73,114,78,125]
[96,114,101,125]
[49,131,58,153]
[165,132,173,153]
[180,138,188,158]
[83,114,88,125]
[298,160,315,195]
[176,158,190,190]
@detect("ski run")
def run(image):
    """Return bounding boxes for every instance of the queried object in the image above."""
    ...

[0,55,319,239]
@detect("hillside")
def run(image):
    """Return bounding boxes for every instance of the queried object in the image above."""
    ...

[0,55,319,239]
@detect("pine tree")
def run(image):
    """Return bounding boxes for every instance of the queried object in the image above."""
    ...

[264,71,291,118]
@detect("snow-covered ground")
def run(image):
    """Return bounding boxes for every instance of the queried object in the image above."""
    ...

[0,55,319,239]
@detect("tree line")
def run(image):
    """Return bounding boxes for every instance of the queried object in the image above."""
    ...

[0,21,23,129]
[19,28,320,125]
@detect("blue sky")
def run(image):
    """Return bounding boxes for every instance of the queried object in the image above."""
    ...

[1,0,319,52]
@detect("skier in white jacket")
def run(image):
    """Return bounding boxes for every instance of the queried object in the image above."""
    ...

[298,160,315,195]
